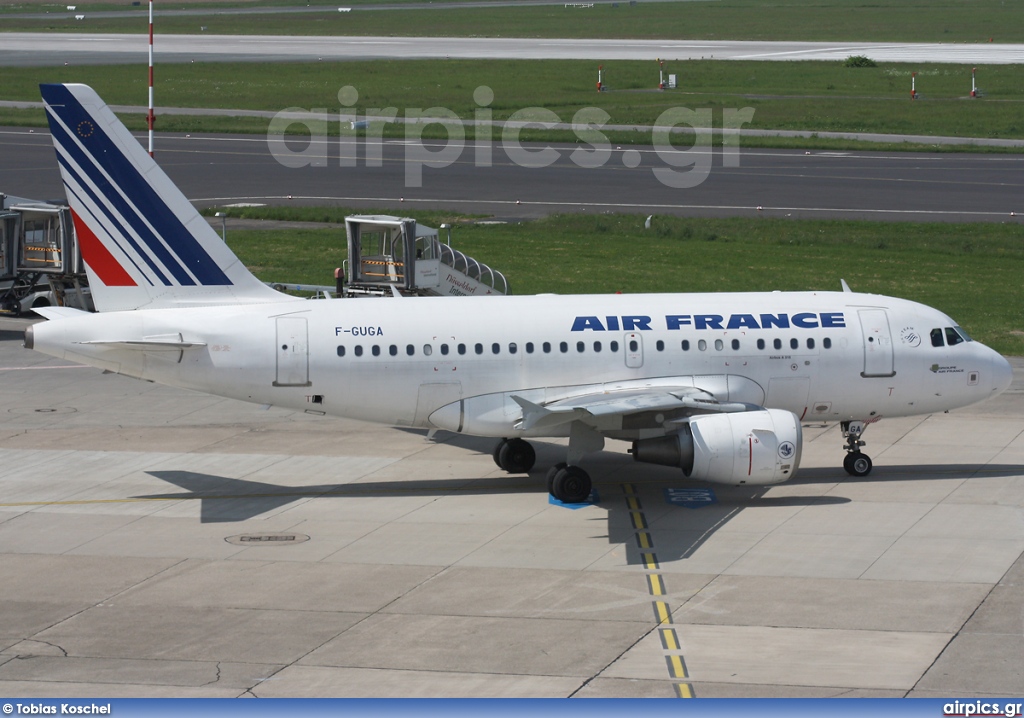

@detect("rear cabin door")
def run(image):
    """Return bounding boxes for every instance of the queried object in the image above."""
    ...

[274,316,311,386]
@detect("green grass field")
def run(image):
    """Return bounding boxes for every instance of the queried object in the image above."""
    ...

[4,59,1024,144]
[210,209,1024,355]
[3,0,1022,43]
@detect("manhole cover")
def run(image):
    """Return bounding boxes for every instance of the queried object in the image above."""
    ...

[225,532,310,546]
[8,406,78,415]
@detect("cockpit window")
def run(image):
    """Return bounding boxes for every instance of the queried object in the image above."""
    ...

[945,327,964,346]
[954,326,973,343]
[930,328,944,347]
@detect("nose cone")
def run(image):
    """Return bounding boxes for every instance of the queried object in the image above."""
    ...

[992,353,1014,396]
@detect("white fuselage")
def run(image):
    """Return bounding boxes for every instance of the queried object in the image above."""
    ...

[30,290,1012,440]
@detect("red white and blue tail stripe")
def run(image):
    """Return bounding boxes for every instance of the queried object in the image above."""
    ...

[41,83,284,311]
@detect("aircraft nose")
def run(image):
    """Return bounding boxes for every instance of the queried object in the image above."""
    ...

[992,353,1014,396]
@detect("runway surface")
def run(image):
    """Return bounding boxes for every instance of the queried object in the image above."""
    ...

[1,316,1023,697]
[3,127,1024,222]
[2,34,1024,66]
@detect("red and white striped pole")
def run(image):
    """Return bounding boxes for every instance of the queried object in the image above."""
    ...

[147,0,155,157]
[971,67,977,98]
[597,64,602,93]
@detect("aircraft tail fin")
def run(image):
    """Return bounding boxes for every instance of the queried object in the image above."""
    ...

[40,83,288,312]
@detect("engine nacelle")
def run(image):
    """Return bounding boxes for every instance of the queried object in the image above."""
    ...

[631,408,802,485]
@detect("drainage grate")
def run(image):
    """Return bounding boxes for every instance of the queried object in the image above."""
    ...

[225,532,310,546]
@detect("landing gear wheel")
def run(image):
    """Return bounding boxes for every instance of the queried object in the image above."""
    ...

[546,462,567,494]
[497,438,536,474]
[492,439,508,469]
[843,452,873,477]
[550,465,592,504]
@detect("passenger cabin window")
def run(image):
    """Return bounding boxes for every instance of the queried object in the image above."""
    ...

[714,339,724,351]
[526,342,534,354]
[354,345,363,357]
[577,341,585,353]
[610,341,619,352]
[372,345,381,357]
[458,343,466,355]
[337,346,346,357]
[823,338,832,349]
[930,328,944,347]
[731,339,740,350]
[594,341,602,352]
[774,338,782,350]
[475,343,483,355]
[560,342,568,353]
[656,340,665,351]
[390,345,398,356]
[807,338,815,350]
[543,342,552,353]
[423,344,432,356]
[492,343,500,355]
[509,343,518,354]
[682,340,690,351]
[698,339,707,352]
[406,344,415,356]
[757,339,765,350]
[629,339,638,352]
[790,338,799,350]
[441,344,449,356]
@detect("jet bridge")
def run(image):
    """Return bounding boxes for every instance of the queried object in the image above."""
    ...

[344,215,508,297]
[0,194,92,314]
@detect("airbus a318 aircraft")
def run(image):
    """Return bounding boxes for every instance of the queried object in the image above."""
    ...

[25,84,1014,504]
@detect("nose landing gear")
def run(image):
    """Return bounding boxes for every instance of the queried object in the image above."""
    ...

[841,421,873,477]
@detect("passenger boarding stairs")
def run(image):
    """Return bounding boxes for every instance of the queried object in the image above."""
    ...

[343,215,508,298]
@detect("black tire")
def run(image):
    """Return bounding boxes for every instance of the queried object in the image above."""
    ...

[492,439,508,469]
[546,462,567,494]
[843,452,873,477]
[498,438,536,474]
[551,465,592,504]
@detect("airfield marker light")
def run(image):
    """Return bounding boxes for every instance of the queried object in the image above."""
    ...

[971,68,977,97]
[215,212,226,241]
[659,59,664,90]
[597,64,603,92]
[911,72,917,100]
[147,0,155,157]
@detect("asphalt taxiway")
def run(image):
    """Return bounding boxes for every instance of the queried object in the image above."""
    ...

[1,315,1022,697]
[4,128,1024,222]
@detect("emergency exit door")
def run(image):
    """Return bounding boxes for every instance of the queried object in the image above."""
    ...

[274,316,311,386]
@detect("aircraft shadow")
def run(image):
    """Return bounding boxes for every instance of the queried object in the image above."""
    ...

[141,448,1024,565]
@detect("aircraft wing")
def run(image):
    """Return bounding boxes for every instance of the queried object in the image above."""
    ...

[511,386,753,431]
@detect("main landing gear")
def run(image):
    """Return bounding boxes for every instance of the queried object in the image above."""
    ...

[492,438,593,504]
[841,420,873,477]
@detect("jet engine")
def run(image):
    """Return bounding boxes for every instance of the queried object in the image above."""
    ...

[630,408,802,485]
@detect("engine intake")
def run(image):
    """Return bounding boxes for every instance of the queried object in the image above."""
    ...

[631,408,802,485]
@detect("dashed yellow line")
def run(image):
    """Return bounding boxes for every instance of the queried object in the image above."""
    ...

[647,574,666,596]
[675,683,695,698]
[660,627,680,651]
[652,600,672,625]
[622,483,695,697]
[666,654,689,679]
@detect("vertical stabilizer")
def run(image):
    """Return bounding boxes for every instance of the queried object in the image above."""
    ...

[41,83,289,311]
